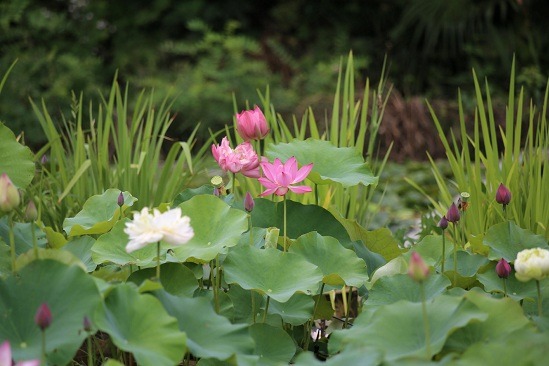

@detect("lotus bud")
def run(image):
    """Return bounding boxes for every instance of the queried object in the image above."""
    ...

[83,316,92,332]
[236,105,269,141]
[40,154,48,165]
[408,252,430,282]
[0,173,20,212]
[496,258,511,279]
[25,200,38,221]
[495,183,511,207]
[117,191,124,207]
[213,187,220,197]
[437,215,448,230]
[446,202,460,223]
[35,303,52,331]
[244,192,254,212]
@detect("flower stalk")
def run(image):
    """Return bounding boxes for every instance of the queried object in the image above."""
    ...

[537,280,543,317]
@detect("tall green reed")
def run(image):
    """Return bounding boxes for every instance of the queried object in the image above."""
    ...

[408,59,549,240]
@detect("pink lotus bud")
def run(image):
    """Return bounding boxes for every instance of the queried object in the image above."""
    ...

[117,191,124,207]
[83,316,92,332]
[236,106,269,141]
[0,173,20,212]
[35,303,52,331]
[24,200,38,221]
[408,252,430,282]
[40,154,48,165]
[244,192,254,212]
[446,202,460,223]
[437,215,448,230]
[495,183,511,207]
[496,258,511,279]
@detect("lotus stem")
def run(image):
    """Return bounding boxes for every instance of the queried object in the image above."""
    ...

[263,296,270,323]
[31,219,39,259]
[537,280,543,317]
[251,291,256,323]
[453,223,458,285]
[156,242,161,280]
[248,214,253,246]
[283,195,287,252]
[41,329,47,364]
[9,213,16,275]
[420,281,431,359]
[502,278,508,297]
[441,229,446,273]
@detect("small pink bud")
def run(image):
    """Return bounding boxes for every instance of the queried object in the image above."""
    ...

[496,258,511,278]
[236,106,269,141]
[0,173,20,212]
[446,202,460,223]
[213,187,220,197]
[83,316,92,332]
[25,200,38,221]
[437,215,448,230]
[35,303,52,330]
[117,191,124,207]
[244,192,254,212]
[40,154,48,165]
[408,252,430,282]
[495,183,511,207]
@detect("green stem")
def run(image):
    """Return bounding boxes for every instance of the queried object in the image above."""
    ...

[87,334,93,366]
[31,219,39,259]
[312,283,326,322]
[314,183,319,206]
[8,213,16,275]
[156,242,161,280]
[537,280,543,317]
[441,229,446,273]
[214,255,221,314]
[41,329,47,364]
[232,172,238,201]
[453,224,458,285]
[263,296,270,323]
[283,196,287,252]
[248,214,253,246]
[503,278,508,297]
[343,286,352,329]
[420,281,431,359]
[251,291,256,323]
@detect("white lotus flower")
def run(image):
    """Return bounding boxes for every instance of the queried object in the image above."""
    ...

[514,248,549,282]
[124,207,194,253]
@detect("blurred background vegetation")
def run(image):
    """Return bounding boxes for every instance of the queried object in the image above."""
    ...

[1,0,547,159]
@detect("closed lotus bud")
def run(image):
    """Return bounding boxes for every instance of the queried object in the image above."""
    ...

[35,303,52,331]
[495,183,511,207]
[83,316,92,332]
[496,258,511,279]
[24,200,38,221]
[236,106,269,141]
[0,173,20,213]
[446,202,460,223]
[408,252,430,282]
[40,154,48,165]
[244,192,254,212]
[117,191,124,207]
[438,215,448,230]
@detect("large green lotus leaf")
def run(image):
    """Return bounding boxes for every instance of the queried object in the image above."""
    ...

[62,235,97,272]
[333,212,403,261]
[63,189,137,236]
[269,293,314,326]
[154,290,256,361]
[445,289,531,352]
[294,347,383,366]
[128,263,198,297]
[15,248,87,273]
[406,235,447,266]
[439,249,488,277]
[91,219,158,267]
[171,195,248,263]
[454,328,549,366]
[0,259,101,365]
[0,241,10,278]
[173,185,216,206]
[367,274,451,307]
[224,246,323,303]
[0,123,35,189]
[249,323,296,364]
[251,198,350,244]
[265,139,378,187]
[330,295,487,361]
[0,219,47,255]
[94,284,186,366]
[289,232,369,287]
[484,221,549,261]
[368,256,409,288]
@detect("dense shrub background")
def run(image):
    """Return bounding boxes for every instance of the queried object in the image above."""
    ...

[1,0,547,150]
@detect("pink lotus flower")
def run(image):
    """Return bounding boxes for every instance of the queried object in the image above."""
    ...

[236,106,269,141]
[258,157,313,196]
[0,341,40,366]
[211,137,260,178]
